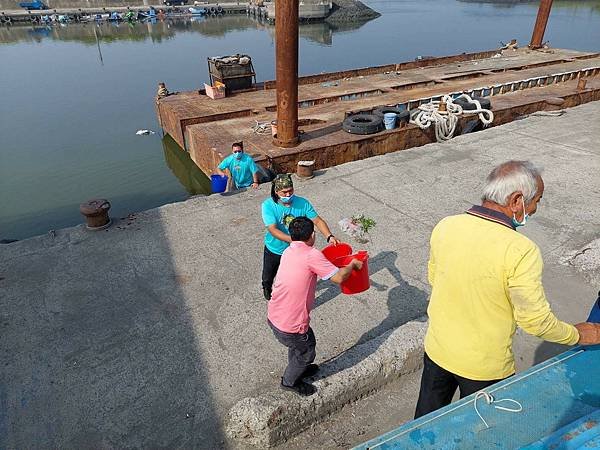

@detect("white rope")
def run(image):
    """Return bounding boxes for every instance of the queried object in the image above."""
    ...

[409,93,494,142]
[251,120,271,134]
[367,350,584,449]
[473,391,523,429]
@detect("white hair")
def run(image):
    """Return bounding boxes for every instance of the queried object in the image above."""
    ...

[481,161,542,206]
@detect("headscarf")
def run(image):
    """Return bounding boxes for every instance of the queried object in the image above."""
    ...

[272,173,293,191]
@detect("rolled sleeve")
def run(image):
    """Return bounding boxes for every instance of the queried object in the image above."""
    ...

[508,243,579,345]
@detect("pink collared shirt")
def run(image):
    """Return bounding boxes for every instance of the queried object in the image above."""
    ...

[267,241,339,334]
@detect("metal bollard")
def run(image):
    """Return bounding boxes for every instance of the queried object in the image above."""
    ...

[297,160,315,179]
[80,199,111,230]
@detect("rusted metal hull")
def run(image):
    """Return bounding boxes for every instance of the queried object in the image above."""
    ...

[156,47,600,178]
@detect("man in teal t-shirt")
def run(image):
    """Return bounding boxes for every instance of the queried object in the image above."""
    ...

[216,142,260,190]
[261,173,341,300]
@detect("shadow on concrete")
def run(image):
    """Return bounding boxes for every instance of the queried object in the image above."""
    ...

[314,250,428,377]
[0,217,225,448]
[533,341,572,365]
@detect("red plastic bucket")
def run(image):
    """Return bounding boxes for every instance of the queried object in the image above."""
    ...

[322,243,352,263]
[334,251,370,295]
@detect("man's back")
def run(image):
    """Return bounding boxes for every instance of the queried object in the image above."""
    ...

[425,211,577,381]
[267,242,337,334]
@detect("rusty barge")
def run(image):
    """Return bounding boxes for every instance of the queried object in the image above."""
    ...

[155,0,600,179]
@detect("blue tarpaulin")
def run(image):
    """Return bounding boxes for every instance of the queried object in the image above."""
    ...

[355,345,600,450]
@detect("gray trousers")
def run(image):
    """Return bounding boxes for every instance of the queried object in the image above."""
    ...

[268,320,316,386]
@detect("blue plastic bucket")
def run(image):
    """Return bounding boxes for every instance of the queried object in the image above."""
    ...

[210,174,228,193]
[383,112,397,130]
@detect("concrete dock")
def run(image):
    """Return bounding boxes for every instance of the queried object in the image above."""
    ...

[1,101,599,448]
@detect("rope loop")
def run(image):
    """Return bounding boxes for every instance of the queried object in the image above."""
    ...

[251,120,271,135]
[474,391,523,429]
[409,93,494,142]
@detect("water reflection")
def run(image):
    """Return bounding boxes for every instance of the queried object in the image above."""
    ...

[2,0,599,240]
[162,134,211,196]
[0,14,372,46]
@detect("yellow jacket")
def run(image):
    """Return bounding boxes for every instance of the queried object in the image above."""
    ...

[424,206,579,380]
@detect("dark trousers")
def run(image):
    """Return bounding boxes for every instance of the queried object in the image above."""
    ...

[268,320,316,386]
[262,246,281,293]
[414,352,508,419]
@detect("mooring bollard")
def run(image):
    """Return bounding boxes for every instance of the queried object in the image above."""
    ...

[80,199,111,230]
[297,160,315,179]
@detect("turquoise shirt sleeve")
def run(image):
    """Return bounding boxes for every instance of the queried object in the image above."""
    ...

[248,158,260,174]
[262,199,277,226]
[303,199,318,219]
[217,155,231,171]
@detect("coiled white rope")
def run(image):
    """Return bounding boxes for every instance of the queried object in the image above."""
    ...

[410,93,494,142]
[251,120,270,135]
[473,391,523,429]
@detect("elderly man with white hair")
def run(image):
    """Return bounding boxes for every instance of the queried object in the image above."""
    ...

[414,160,600,418]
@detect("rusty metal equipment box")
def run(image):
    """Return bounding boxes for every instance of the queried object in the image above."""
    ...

[207,54,256,94]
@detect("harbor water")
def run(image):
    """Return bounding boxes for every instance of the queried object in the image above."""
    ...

[1,0,600,240]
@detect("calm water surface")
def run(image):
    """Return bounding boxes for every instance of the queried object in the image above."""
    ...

[1,0,599,240]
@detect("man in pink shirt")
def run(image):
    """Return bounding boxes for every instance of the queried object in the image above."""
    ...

[267,216,363,396]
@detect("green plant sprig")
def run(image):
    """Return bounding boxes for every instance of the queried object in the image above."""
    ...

[351,214,376,234]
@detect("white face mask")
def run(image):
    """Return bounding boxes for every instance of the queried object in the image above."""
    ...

[512,197,529,228]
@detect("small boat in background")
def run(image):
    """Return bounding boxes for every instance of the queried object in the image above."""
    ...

[188,7,206,15]
[18,0,47,10]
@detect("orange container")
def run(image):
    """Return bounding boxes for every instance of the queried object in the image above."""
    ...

[322,243,352,263]
[204,82,226,100]
[334,251,370,294]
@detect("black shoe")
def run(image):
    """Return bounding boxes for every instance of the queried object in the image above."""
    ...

[280,379,317,397]
[263,287,271,301]
[302,364,319,378]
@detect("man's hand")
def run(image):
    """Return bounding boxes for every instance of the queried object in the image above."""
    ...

[575,322,600,345]
[251,182,259,189]
[331,258,362,285]
[329,236,342,245]
[350,259,363,271]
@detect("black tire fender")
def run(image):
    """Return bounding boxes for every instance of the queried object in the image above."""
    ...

[453,96,491,111]
[342,113,384,135]
[373,106,410,123]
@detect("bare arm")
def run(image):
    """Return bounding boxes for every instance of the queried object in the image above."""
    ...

[330,259,363,285]
[251,171,260,189]
[267,224,292,244]
[312,216,341,245]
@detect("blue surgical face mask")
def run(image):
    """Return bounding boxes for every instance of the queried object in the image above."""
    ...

[279,194,295,204]
[512,197,529,228]
[234,151,243,160]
